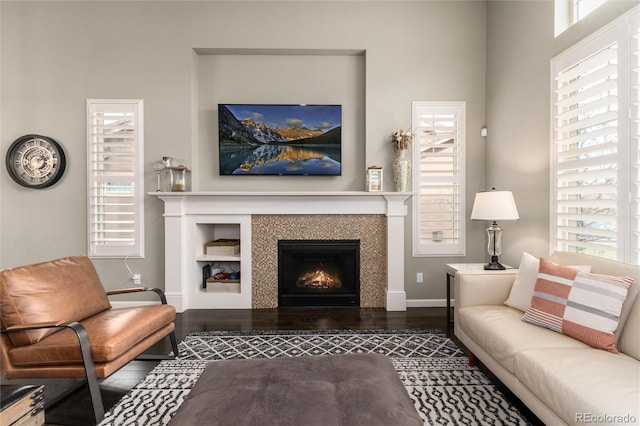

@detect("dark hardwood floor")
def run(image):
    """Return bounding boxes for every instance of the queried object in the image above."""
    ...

[15,307,538,425]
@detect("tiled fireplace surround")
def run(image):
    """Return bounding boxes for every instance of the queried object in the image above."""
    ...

[153,192,411,312]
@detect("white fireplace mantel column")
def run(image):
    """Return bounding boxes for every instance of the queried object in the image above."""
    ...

[151,191,412,311]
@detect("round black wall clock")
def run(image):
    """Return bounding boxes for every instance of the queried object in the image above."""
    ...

[5,134,67,189]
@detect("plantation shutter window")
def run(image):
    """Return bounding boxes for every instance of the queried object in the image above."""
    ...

[551,5,639,263]
[412,101,466,257]
[87,99,144,258]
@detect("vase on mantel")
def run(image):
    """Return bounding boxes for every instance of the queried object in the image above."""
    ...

[392,149,410,192]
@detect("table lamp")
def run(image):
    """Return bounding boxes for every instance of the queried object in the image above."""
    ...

[471,189,520,270]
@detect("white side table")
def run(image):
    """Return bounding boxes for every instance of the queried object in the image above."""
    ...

[445,263,513,333]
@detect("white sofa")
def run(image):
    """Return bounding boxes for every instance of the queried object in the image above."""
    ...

[454,252,640,426]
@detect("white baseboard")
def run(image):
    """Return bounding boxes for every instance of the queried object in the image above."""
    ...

[405,299,452,308]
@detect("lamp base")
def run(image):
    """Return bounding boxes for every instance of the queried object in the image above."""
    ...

[484,256,506,270]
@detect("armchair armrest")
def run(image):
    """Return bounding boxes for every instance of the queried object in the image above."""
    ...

[106,287,169,305]
[1,320,66,333]
[454,269,518,309]
[106,287,149,295]
[1,321,89,337]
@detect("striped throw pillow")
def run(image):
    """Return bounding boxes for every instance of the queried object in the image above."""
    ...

[522,258,633,353]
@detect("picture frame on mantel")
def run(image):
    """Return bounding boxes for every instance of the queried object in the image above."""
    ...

[367,166,383,192]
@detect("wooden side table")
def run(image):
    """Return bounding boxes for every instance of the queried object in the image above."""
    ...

[445,263,513,333]
[0,385,44,426]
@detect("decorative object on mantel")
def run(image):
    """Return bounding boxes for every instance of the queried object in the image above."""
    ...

[156,156,191,192]
[153,164,164,192]
[390,129,412,192]
[153,157,173,192]
[366,166,383,192]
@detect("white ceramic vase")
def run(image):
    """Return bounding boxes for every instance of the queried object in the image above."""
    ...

[392,149,410,192]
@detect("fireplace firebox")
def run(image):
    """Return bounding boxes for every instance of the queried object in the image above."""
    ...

[278,239,360,307]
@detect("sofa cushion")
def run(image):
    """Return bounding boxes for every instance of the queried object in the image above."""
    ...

[522,258,632,353]
[8,305,176,366]
[514,348,640,425]
[550,251,640,343]
[504,252,591,312]
[458,305,588,373]
[0,256,112,346]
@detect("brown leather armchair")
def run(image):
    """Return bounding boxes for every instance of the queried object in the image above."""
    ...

[0,256,179,424]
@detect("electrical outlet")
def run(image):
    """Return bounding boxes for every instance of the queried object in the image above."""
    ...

[416,272,423,283]
[133,274,141,285]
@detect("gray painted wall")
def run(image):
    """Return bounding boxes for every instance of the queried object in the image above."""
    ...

[1,0,635,303]
[483,0,637,274]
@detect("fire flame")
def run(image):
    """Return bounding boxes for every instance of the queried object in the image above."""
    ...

[296,269,342,289]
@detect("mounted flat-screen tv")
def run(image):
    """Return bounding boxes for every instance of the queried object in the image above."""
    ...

[218,104,342,175]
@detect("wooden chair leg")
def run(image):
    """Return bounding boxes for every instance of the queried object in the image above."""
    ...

[468,351,476,367]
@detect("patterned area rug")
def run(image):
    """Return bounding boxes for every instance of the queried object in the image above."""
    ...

[98,330,531,425]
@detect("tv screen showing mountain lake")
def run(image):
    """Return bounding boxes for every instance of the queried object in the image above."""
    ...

[218,104,342,176]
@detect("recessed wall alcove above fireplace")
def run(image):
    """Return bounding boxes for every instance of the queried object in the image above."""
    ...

[151,192,411,312]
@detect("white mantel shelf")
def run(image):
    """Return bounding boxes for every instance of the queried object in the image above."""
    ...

[150,191,413,312]
[150,191,412,196]
[150,191,412,216]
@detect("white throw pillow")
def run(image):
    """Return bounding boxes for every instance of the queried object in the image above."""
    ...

[504,252,592,312]
[504,252,540,312]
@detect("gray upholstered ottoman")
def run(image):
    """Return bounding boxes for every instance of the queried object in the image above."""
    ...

[168,353,422,426]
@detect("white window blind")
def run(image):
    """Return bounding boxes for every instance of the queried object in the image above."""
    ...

[551,5,639,263]
[87,100,144,258]
[412,101,466,257]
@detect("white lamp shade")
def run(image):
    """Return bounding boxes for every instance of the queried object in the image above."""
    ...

[471,190,520,221]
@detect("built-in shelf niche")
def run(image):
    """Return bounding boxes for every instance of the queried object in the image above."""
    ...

[195,223,241,294]
[186,214,252,309]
